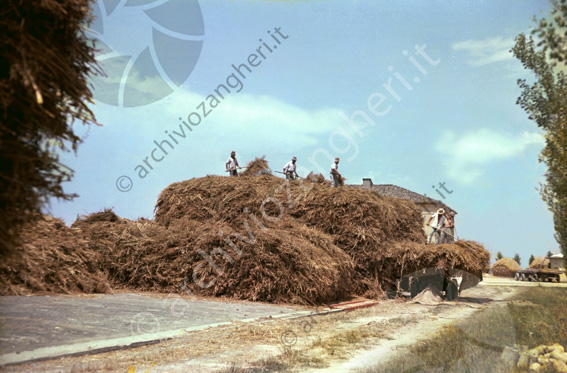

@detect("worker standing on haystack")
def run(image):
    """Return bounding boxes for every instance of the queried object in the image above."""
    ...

[330,157,341,187]
[283,157,299,180]
[426,208,446,244]
[441,210,456,243]
[225,151,241,176]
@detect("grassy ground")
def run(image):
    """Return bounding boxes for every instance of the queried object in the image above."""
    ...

[365,287,567,373]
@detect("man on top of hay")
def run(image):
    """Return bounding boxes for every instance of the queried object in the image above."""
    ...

[283,157,299,180]
[226,151,241,176]
[330,157,341,187]
[426,208,446,244]
[440,210,456,243]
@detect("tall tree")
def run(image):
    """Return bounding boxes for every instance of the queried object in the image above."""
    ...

[547,250,553,258]
[0,0,99,255]
[496,251,504,260]
[513,253,522,266]
[512,0,567,268]
[529,254,536,265]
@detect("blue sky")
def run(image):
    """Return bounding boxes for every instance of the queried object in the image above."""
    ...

[49,0,558,265]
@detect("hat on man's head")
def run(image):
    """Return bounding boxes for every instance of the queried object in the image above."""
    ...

[438,208,445,214]
[335,157,340,161]
[292,157,297,161]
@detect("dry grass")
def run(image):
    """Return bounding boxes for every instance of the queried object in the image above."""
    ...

[365,287,567,373]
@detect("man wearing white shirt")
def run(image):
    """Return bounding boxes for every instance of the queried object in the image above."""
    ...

[330,157,341,187]
[426,208,446,244]
[225,151,241,176]
[283,157,298,180]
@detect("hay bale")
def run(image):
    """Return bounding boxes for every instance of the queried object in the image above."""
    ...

[304,171,345,185]
[240,156,271,176]
[530,257,550,269]
[492,258,521,277]
[306,172,328,184]
[0,216,112,295]
[71,208,121,229]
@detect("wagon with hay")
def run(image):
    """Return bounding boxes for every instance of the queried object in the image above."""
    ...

[397,267,482,301]
[514,268,563,282]
[514,256,563,282]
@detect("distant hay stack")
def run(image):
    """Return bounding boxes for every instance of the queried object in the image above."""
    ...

[491,258,521,277]
[529,256,550,269]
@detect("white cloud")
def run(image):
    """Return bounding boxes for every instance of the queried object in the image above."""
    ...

[452,37,515,67]
[436,128,545,185]
[160,89,349,151]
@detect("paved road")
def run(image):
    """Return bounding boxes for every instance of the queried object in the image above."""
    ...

[480,275,567,288]
[0,293,299,363]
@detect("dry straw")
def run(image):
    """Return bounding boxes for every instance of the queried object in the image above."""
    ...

[2,159,490,304]
[529,256,550,269]
[491,258,521,277]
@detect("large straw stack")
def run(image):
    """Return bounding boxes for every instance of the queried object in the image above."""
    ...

[155,172,487,298]
[76,213,355,305]
[3,158,491,304]
[0,216,111,295]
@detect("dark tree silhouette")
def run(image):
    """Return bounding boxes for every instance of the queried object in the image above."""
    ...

[512,0,567,268]
[0,0,100,255]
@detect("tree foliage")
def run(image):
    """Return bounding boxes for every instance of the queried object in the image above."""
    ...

[529,254,536,265]
[496,251,504,260]
[512,0,567,268]
[513,253,522,266]
[0,0,99,255]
